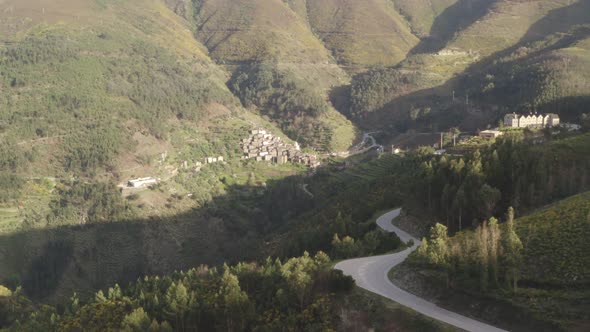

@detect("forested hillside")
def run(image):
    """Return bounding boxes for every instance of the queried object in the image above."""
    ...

[0,1,590,330]
[402,133,590,232]
[392,191,590,331]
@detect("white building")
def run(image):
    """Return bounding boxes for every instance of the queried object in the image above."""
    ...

[128,177,158,188]
[503,113,560,128]
[480,130,503,139]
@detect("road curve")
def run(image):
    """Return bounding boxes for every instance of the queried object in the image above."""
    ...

[334,209,508,332]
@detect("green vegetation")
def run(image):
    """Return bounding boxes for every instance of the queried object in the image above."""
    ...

[230,63,333,150]
[1,1,590,330]
[402,134,590,233]
[399,191,590,331]
[0,252,356,331]
[305,0,419,67]
[46,182,132,226]
[345,1,590,132]
[516,191,590,285]
[341,288,459,332]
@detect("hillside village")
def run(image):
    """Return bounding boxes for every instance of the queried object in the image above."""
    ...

[240,129,321,168]
[123,129,321,189]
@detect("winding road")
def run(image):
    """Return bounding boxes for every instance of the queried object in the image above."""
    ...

[334,209,508,332]
[336,132,384,158]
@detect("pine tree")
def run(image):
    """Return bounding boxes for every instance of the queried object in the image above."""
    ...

[488,217,501,287]
[122,307,151,332]
[502,207,523,292]
[476,221,490,291]
[108,284,122,300]
[427,223,450,287]
[417,237,429,261]
[219,268,250,332]
[68,292,79,314]
[165,281,192,331]
[95,290,107,303]
[427,223,449,266]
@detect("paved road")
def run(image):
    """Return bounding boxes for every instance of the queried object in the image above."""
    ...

[334,209,508,332]
[336,132,384,157]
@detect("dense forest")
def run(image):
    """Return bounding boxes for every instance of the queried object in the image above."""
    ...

[0,252,356,331]
[400,133,590,232]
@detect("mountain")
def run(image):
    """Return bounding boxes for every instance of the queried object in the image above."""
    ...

[304,0,419,67]
[0,1,589,328]
[348,0,590,132]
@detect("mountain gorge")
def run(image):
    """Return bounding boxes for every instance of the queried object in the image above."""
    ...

[0,0,590,331]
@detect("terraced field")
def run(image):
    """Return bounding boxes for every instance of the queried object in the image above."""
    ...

[0,208,20,234]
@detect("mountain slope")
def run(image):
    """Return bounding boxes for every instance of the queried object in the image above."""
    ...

[194,0,332,64]
[516,190,590,285]
[305,0,419,67]
[347,0,590,132]
[393,0,495,53]
[192,0,357,151]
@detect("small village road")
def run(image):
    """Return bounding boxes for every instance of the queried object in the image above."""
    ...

[334,209,508,332]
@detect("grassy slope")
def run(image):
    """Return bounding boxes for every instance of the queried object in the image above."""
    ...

[392,0,460,37]
[195,0,332,64]
[305,0,419,67]
[516,191,590,285]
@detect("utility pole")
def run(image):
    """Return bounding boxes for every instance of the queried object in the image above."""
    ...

[466,93,469,106]
[440,132,444,149]
[452,90,455,102]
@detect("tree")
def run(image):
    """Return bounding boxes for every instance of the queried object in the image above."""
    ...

[165,282,193,331]
[95,290,107,303]
[218,268,250,332]
[450,127,461,147]
[478,184,501,220]
[488,217,501,287]
[68,292,80,314]
[108,284,123,301]
[502,207,523,291]
[453,187,466,231]
[332,234,359,258]
[417,237,429,261]
[122,307,151,332]
[476,221,490,291]
[427,224,450,287]
[427,224,449,265]
[280,252,317,309]
[421,161,435,211]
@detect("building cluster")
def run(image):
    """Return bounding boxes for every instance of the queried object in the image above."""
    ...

[240,129,320,168]
[504,113,560,128]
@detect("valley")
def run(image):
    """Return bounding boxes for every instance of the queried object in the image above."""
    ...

[0,0,589,331]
